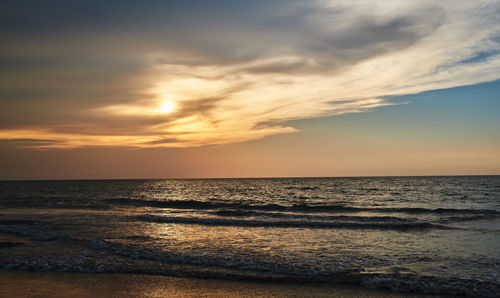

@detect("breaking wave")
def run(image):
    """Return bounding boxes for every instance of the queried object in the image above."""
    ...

[110,198,499,216]
[132,214,449,230]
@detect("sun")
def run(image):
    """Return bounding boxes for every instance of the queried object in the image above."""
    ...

[160,100,175,114]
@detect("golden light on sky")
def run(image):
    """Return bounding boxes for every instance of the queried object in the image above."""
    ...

[1,0,499,149]
[0,0,499,178]
[160,99,175,114]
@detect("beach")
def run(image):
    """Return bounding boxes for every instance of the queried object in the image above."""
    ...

[0,270,449,297]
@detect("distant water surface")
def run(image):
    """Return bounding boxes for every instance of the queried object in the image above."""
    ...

[0,176,499,296]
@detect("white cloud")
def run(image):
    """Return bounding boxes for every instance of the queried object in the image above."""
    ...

[1,0,499,148]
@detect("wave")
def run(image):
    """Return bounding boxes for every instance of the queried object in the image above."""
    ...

[0,221,73,242]
[438,214,500,223]
[284,186,320,190]
[132,215,449,230]
[2,239,497,297]
[0,195,111,210]
[209,210,409,222]
[110,198,500,216]
[86,240,500,297]
[0,219,42,225]
[0,242,23,249]
[360,274,499,297]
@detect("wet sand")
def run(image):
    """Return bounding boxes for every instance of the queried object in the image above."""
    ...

[0,270,448,297]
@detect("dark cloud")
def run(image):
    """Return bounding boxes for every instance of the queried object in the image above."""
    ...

[168,84,250,122]
[0,0,443,66]
[145,138,179,145]
[0,138,63,147]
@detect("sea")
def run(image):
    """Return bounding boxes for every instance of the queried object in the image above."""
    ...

[0,176,499,296]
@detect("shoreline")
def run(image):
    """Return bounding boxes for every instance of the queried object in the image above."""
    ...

[0,270,450,297]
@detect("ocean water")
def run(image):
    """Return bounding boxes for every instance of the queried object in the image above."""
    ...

[0,176,499,296]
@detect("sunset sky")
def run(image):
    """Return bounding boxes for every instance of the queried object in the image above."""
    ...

[1,0,499,179]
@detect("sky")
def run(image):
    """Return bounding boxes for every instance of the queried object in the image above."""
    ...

[0,0,499,179]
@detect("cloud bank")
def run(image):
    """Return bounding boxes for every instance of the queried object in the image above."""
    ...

[0,0,499,148]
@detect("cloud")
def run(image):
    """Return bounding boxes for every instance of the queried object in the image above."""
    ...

[0,0,499,148]
[0,138,63,148]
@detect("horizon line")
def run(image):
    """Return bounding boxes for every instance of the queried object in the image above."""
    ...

[1,174,499,182]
